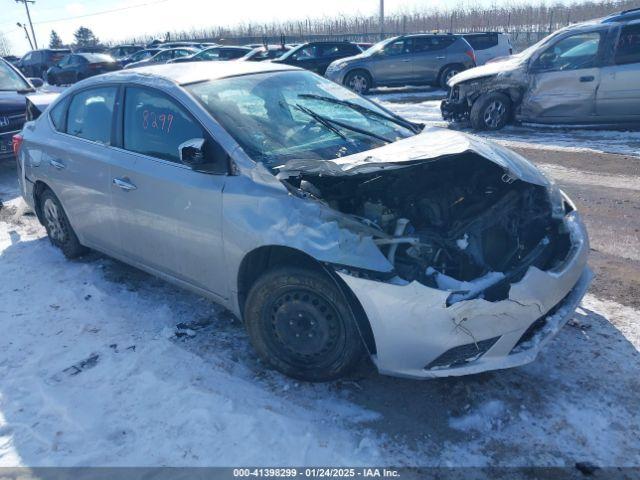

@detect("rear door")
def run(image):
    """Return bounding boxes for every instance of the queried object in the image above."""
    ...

[596,23,640,120]
[410,36,456,82]
[109,86,228,296]
[42,86,121,252]
[521,30,605,122]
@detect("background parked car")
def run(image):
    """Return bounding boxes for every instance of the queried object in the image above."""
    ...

[442,9,640,130]
[45,53,121,86]
[124,47,199,68]
[462,32,512,65]
[108,45,143,60]
[2,55,21,66]
[118,48,163,67]
[272,41,362,75]
[325,34,476,93]
[73,46,108,54]
[0,58,42,160]
[237,45,291,61]
[170,46,252,63]
[16,48,71,79]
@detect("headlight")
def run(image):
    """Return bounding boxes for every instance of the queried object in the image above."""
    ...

[548,184,566,218]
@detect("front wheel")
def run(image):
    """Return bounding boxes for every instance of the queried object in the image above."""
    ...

[469,92,512,130]
[244,267,365,382]
[344,70,371,94]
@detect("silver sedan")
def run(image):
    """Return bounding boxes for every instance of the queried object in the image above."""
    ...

[15,61,590,381]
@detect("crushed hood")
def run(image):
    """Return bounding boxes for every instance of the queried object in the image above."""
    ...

[447,55,526,87]
[276,127,550,187]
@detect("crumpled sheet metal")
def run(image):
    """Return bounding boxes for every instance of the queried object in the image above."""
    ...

[276,127,550,187]
[337,211,590,379]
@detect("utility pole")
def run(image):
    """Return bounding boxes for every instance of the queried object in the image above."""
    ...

[16,22,33,49]
[379,0,384,40]
[15,0,38,49]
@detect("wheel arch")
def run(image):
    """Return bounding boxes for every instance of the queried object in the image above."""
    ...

[437,63,467,86]
[343,67,374,88]
[32,180,52,225]
[236,245,377,355]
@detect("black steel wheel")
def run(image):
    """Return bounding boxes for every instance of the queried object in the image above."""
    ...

[244,267,365,381]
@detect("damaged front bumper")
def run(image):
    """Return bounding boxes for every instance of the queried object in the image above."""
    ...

[338,211,591,379]
[441,86,470,122]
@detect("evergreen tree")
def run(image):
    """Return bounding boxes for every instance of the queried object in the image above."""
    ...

[49,30,63,49]
[73,26,99,48]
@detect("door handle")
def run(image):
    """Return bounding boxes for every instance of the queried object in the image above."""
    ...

[436,56,446,60]
[580,75,595,82]
[49,159,65,170]
[112,177,137,191]
[401,59,411,63]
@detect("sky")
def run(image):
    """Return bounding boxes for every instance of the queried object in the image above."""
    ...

[2,0,556,55]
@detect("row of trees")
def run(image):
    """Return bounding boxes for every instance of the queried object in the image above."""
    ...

[122,0,640,50]
[48,27,100,49]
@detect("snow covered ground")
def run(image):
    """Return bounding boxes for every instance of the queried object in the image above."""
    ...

[370,90,640,158]
[1,88,640,467]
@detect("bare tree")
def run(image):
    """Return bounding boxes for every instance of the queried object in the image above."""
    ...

[0,32,12,57]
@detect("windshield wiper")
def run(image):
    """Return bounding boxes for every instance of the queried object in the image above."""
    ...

[293,104,348,141]
[294,103,392,144]
[298,93,424,133]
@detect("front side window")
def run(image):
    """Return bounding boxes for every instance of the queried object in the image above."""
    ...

[199,49,221,60]
[187,70,416,169]
[534,32,602,71]
[384,39,408,56]
[614,24,640,65]
[123,87,206,163]
[66,87,116,144]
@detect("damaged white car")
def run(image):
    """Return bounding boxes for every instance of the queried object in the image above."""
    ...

[15,62,591,381]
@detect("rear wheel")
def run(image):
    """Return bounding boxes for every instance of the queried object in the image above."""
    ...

[244,267,365,382]
[439,65,463,89]
[344,70,371,94]
[39,189,86,258]
[470,92,512,131]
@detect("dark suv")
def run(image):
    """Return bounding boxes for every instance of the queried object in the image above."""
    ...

[0,58,41,160]
[272,41,362,75]
[16,49,72,79]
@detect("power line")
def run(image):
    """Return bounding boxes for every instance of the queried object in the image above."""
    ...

[31,0,172,26]
[0,0,172,29]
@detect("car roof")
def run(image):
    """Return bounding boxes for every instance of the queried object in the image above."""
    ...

[90,60,300,86]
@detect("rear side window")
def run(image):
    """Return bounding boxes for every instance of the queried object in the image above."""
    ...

[49,98,69,131]
[123,87,206,163]
[66,87,117,144]
[411,36,456,52]
[614,24,640,65]
[464,33,499,50]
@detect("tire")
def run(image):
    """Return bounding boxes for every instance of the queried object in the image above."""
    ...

[344,69,372,94]
[244,266,365,382]
[439,65,463,89]
[39,189,86,259]
[470,92,512,131]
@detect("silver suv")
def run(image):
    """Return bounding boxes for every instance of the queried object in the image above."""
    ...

[325,34,476,93]
[15,62,590,381]
[442,9,640,130]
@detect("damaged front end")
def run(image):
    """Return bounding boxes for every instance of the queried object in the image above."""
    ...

[278,130,591,378]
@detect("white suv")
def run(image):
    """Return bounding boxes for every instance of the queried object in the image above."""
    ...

[463,32,513,65]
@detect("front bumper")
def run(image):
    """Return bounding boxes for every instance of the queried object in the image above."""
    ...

[324,67,346,84]
[339,211,591,379]
[441,86,470,122]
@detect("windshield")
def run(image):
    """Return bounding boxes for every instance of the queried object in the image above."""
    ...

[187,70,416,168]
[0,60,29,91]
[362,37,398,56]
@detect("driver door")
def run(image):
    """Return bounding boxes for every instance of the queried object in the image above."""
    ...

[521,31,604,122]
[109,86,228,297]
[369,38,414,85]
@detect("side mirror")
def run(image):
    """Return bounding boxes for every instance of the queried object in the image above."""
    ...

[28,77,44,88]
[179,137,228,174]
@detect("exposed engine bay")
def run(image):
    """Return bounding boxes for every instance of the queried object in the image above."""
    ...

[286,154,572,303]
